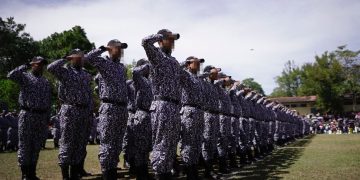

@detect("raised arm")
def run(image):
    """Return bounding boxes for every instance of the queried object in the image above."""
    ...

[132,64,151,90]
[47,59,68,81]
[85,47,108,71]
[141,34,163,65]
[7,64,29,85]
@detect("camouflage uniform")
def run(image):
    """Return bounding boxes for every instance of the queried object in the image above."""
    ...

[215,79,232,158]
[8,64,51,167]
[123,80,136,167]
[131,64,153,168]
[48,59,92,166]
[86,48,128,171]
[142,34,183,175]
[50,114,60,147]
[180,69,204,166]
[200,78,220,162]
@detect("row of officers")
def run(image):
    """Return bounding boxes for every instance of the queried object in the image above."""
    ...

[7,29,311,180]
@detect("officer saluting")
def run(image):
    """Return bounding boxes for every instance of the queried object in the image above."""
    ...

[8,57,51,180]
[130,59,153,179]
[179,56,205,179]
[200,65,221,179]
[86,39,129,179]
[48,49,92,180]
[142,29,182,179]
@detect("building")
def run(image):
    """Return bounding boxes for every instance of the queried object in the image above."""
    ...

[269,96,317,115]
[269,95,360,115]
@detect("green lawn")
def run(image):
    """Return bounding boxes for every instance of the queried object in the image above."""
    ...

[0,134,359,179]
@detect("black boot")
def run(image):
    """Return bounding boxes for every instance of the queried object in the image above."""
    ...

[70,164,80,180]
[246,149,254,162]
[155,173,172,180]
[102,168,117,180]
[54,139,59,148]
[171,158,180,177]
[185,165,196,180]
[239,152,247,166]
[218,156,230,174]
[29,164,40,180]
[21,165,30,180]
[229,153,239,169]
[60,164,70,180]
[79,160,91,177]
[204,160,218,179]
[136,165,150,180]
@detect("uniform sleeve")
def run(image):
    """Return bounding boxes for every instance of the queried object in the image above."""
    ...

[132,64,149,90]
[7,64,29,85]
[85,48,108,72]
[47,59,69,81]
[141,34,164,65]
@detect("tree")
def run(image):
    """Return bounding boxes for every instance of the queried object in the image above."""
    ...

[0,17,39,77]
[298,52,345,114]
[38,25,95,60]
[271,60,301,97]
[0,79,19,110]
[334,45,360,111]
[241,78,265,95]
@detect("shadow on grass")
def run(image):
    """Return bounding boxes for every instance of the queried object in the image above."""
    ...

[223,135,315,180]
[86,135,315,180]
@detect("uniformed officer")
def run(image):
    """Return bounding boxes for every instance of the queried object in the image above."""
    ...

[6,111,19,151]
[122,79,136,175]
[226,80,242,168]
[237,87,253,164]
[50,113,60,148]
[215,72,232,174]
[48,49,92,180]
[86,40,129,179]
[130,59,153,180]
[0,110,8,152]
[179,56,205,179]
[8,56,51,180]
[142,29,182,179]
[200,65,221,179]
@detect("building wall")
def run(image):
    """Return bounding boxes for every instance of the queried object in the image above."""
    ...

[282,102,316,115]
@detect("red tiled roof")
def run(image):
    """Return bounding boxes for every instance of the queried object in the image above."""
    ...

[269,96,317,103]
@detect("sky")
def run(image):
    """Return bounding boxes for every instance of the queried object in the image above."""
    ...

[1,0,360,94]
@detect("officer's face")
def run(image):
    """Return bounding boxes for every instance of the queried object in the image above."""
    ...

[159,33,175,52]
[224,77,231,86]
[187,59,201,73]
[71,56,84,68]
[109,46,123,60]
[31,63,44,74]
[209,68,218,80]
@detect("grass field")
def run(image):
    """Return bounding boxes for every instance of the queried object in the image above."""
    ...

[0,134,359,180]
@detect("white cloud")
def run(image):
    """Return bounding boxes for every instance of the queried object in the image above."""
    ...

[1,0,360,94]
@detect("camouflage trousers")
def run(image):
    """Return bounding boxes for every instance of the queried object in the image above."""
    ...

[17,110,49,166]
[150,100,181,174]
[180,106,204,166]
[58,105,90,166]
[98,103,128,171]
[201,112,219,161]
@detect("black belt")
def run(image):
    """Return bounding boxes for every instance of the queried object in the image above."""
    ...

[102,99,127,107]
[183,104,202,110]
[138,107,150,113]
[154,96,180,105]
[203,108,220,115]
[219,112,233,117]
[20,106,48,114]
[231,114,240,118]
[64,103,88,108]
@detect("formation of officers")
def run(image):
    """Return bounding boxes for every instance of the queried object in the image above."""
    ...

[7,29,311,180]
